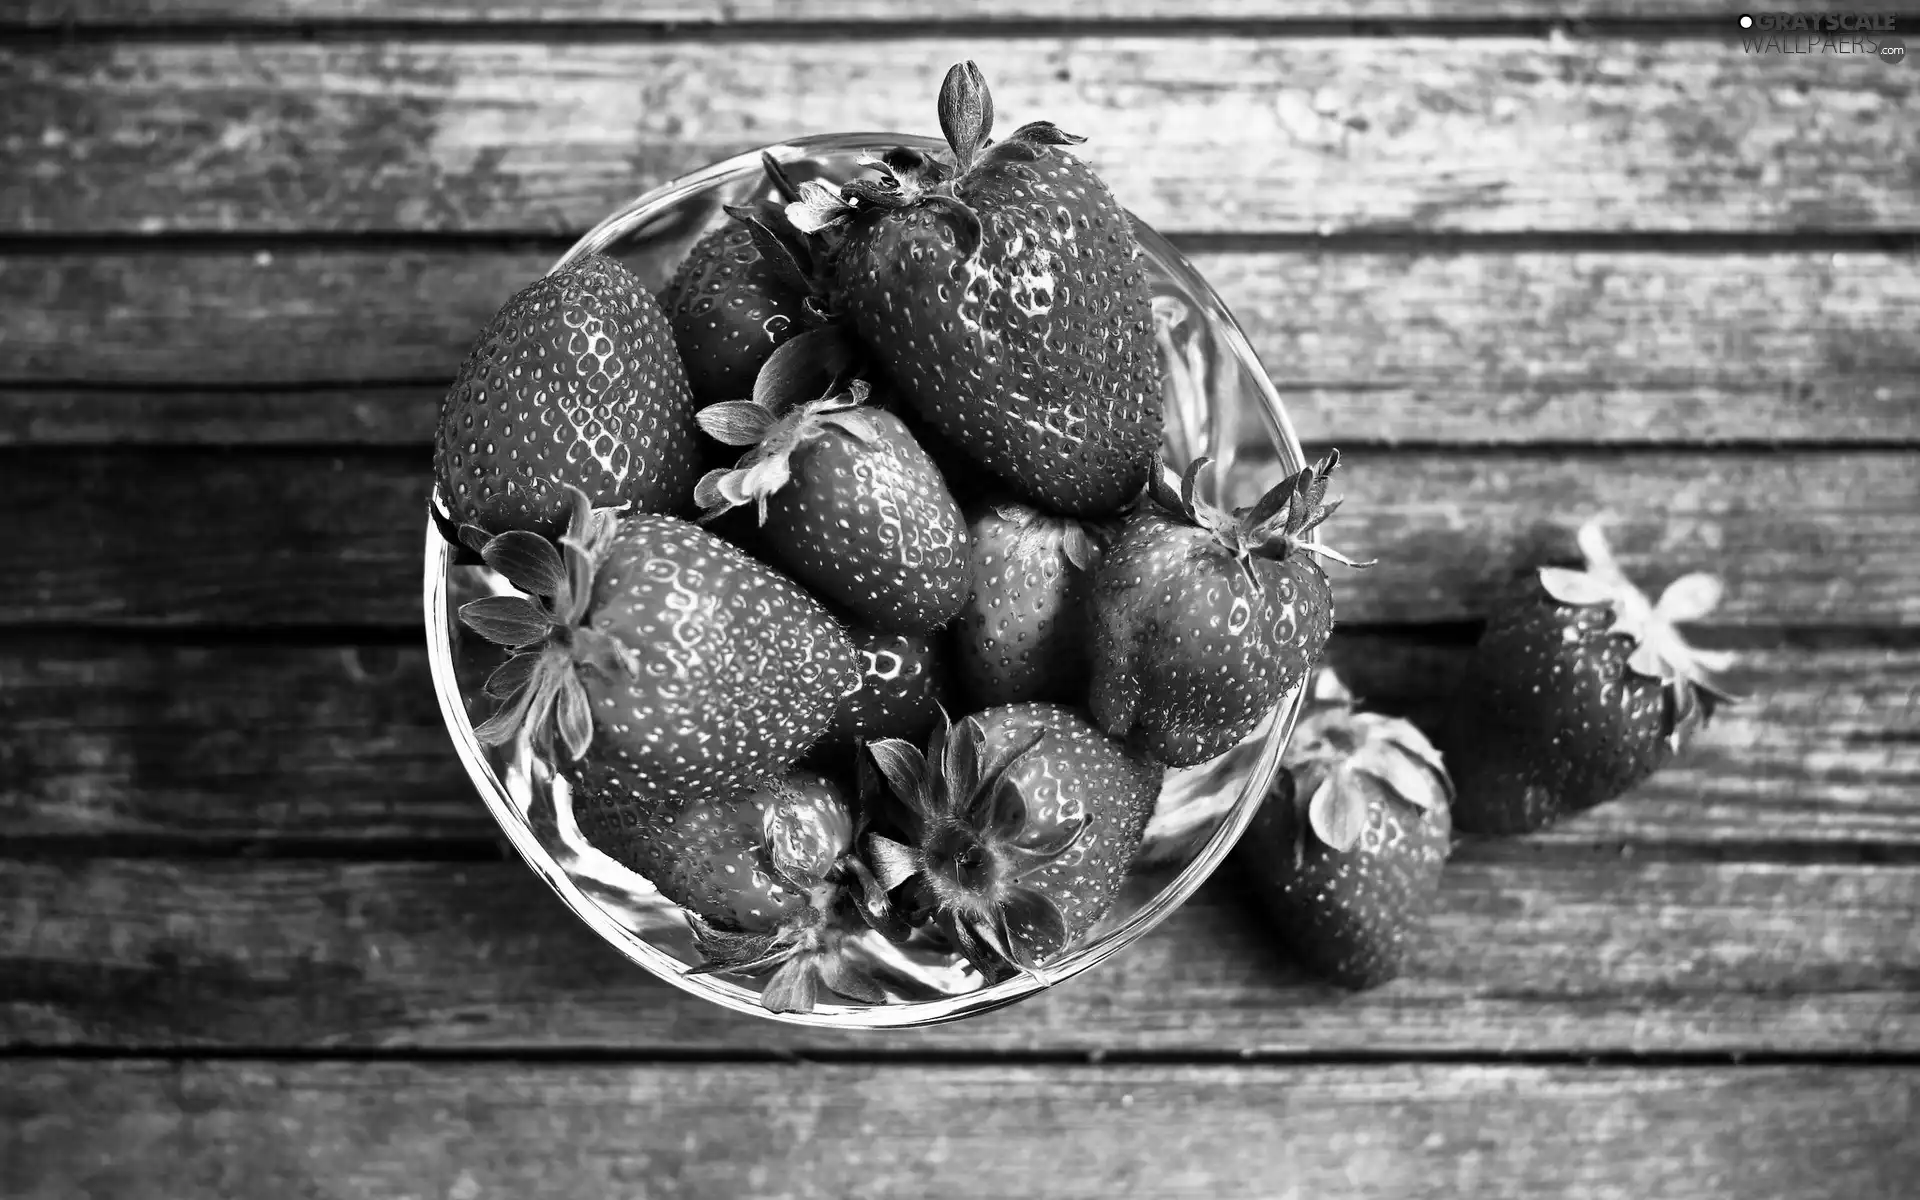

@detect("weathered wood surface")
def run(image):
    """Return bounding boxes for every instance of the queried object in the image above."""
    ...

[3,638,1914,848]
[1,448,1910,627]
[13,1,1880,24]
[5,856,1918,1055]
[7,1060,1918,1200]
[5,39,1914,235]
[4,250,1915,444]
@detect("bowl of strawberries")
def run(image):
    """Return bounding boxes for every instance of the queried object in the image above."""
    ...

[424,63,1362,1025]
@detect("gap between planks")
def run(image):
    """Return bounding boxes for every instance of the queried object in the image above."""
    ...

[4,37,1915,235]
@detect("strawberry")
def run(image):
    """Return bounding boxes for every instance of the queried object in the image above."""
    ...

[1231,668,1453,990]
[434,253,704,540]
[453,487,859,845]
[954,500,1106,709]
[862,702,1161,980]
[632,768,912,1013]
[791,61,1162,516]
[633,768,854,933]
[821,627,952,750]
[661,155,835,407]
[1437,519,1736,836]
[1088,452,1370,769]
[692,379,970,633]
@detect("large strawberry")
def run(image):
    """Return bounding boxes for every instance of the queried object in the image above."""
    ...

[954,500,1106,709]
[862,702,1160,980]
[633,768,911,1013]
[1438,519,1736,835]
[434,253,704,540]
[1088,453,1370,769]
[790,61,1162,516]
[661,155,836,407]
[692,379,970,633]
[1232,668,1453,990]
[454,488,859,845]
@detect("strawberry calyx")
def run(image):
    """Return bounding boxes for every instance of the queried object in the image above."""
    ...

[693,377,886,524]
[684,776,913,1013]
[721,151,845,324]
[1536,518,1739,749]
[784,61,1085,264]
[1281,667,1453,863]
[454,485,640,761]
[988,499,1106,577]
[859,706,1093,984]
[1145,450,1376,591]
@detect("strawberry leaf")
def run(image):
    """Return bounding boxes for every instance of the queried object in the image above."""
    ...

[816,951,888,1005]
[843,854,913,943]
[696,400,778,447]
[1538,566,1620,609]
[998,885,1070,967]
[1242,472,1297,534]
[785,179,854,234]
[999,813,1090,880]
[866,739,929,812]
[691,468,733,517]
[864,833,922,892]
[1355,742,1449,814]
[472,687,534,747]
[481,530,568,600]
[760,957,821,1014]
[459,595,553,648]
[554,672,593,761]
[1655,572,1725,623]
[456,523,493,558]
[1147,455,1185,516]
[1179,455,1211,518]
[484,649,544,700]
[760,151,802,203]
[724,203,815,295]
[752,326,854,415]
[1006,119,1086,148]
[947,913,1018,984]
[1307,769,1370,853]
[974,729,1048,833]
[946,717,986,818]
[1059,522,1098,573]
[937,60,994,172]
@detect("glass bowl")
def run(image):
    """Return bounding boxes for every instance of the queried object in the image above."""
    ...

[424,133,1311,1028]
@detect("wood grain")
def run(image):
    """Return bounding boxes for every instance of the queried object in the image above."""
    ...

[5,856,1918,1054]
[12,1,1879,24]
[5,38,1914,235]
[8,1061,1919,1200]
[3,638,1914,847]
[1,448,1911,627]
[3,249,1915,446]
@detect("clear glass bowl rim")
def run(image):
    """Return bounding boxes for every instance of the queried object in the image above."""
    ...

[422,132,1312,1028]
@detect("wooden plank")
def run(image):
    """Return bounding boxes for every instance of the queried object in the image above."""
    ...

[5,856,1918,1054]
[7,1063,1918,1200]
[3,250,1915,446]
[4,38,1914,235]
[0,448,1911,627]
[3,638,1914,848]
[12,2,1877,24]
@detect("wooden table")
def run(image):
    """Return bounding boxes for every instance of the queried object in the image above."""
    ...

[4,3,1917,1197]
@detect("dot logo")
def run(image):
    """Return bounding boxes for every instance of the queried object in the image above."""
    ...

[1882,37,1907,65]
